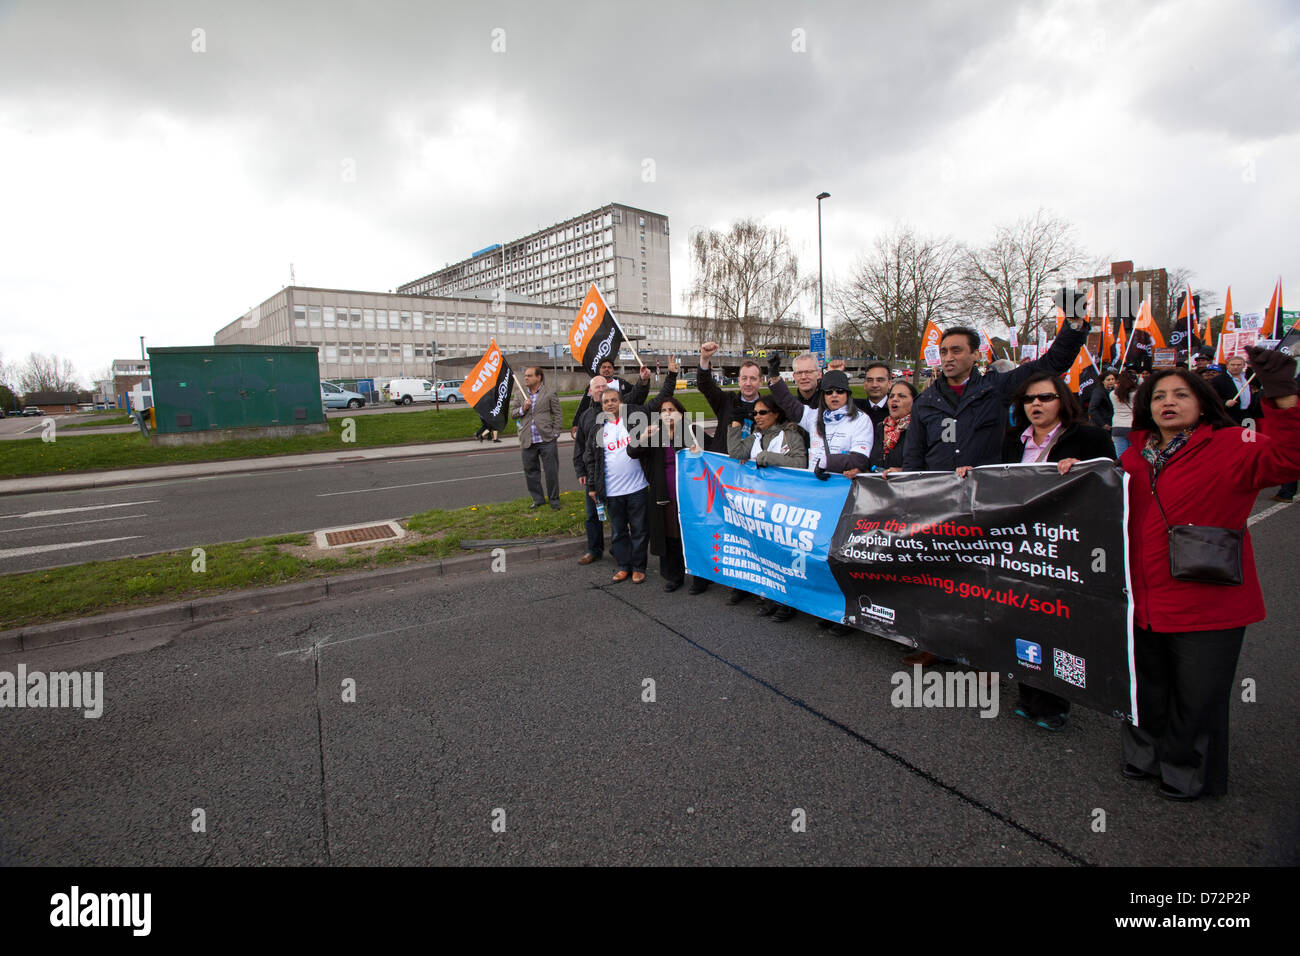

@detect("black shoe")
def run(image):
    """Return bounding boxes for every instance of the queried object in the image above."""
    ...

[1157,782,1198,802]
[549,501,561,510]
[1122,764,1155,781]
[827,623,854,636]
[1034,713,1067,732]
[815,619,833,630]
[771,605,796,622]
[688,579,710,595]
[726,589,746,605]
[663,580,683,592]
[755,598,776,616]
[529,502,544,510]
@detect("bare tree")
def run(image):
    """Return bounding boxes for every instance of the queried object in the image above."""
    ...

[830,226,964,363]
[965,209,1088,343]
[19,352,82,393]
[687,219,815,351]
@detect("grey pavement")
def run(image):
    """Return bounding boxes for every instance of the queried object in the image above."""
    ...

[2,498,1297,865]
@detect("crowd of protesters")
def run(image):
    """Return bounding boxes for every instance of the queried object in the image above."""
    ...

[564,321,1300,803]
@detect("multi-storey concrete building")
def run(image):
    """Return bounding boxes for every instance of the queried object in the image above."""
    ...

[214,286,743,383]
[397,202,672,315]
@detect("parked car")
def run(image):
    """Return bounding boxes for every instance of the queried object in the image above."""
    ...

[386,378,436,405]
[22,406,43,417]
[434,380,465,403]
[321,381,366,409]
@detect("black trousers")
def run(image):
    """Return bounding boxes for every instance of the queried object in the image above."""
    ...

[583,491,604,557]
[659,531,685,585]
[1122,625,1246,797]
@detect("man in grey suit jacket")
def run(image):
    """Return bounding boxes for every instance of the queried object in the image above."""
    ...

[512,366,564,509]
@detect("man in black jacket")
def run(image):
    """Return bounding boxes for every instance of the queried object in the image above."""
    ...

[902,320,1089,472]
[571,360,652,436]
[697,341,762,452]
[573,361,679,564]
[1212,355,1261,426]
[693,341,762,599]
[857,362,893,426]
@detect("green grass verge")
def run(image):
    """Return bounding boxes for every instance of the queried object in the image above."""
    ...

[0,390,717,479]
[0,492,589,630]
[62,416,134,429]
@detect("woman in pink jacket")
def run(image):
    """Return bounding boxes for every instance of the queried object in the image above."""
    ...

[1119,347,1300,800]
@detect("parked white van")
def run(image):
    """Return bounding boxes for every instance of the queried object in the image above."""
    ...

[386,378,436,405]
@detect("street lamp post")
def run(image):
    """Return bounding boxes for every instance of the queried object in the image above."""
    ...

[816,192,830,332]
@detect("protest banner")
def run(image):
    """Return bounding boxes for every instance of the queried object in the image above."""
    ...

[677,451,1136,720]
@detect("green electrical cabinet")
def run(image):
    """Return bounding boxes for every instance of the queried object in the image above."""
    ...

[149,345,325,438]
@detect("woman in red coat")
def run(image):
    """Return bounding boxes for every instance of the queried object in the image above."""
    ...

[1119,348,1300,800]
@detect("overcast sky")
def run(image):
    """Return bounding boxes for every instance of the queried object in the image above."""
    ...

[1,0,1296,380]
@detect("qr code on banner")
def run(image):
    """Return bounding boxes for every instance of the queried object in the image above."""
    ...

[1054,648,1086,688]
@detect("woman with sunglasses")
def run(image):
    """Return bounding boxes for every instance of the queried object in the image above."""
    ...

[957,371,1115,730]
[727,395,809,622]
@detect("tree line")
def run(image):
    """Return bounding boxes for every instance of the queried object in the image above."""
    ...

[687,207,1210,364]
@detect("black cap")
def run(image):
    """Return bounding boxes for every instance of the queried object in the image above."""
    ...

[821,370,850,392]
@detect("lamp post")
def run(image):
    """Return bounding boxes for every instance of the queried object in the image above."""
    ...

[816,192,830,332]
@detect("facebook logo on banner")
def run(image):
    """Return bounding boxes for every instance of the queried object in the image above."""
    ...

[1016,640,1042,665]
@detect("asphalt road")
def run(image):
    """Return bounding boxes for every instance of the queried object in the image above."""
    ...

[1,497,1297,866]
[0,442,562,573]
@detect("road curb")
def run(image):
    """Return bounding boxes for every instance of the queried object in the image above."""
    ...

[0,538,587,653]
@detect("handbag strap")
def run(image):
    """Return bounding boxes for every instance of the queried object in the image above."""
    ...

[1147,469,1174,533]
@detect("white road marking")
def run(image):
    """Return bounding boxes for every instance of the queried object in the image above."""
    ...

[1248,502,1291,527]
[0,514,147,534]
[0,536,142,559]
[316,471,523,497]
[1,500,158,519]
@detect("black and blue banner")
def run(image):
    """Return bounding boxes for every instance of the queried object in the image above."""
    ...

[677,451,1137,721]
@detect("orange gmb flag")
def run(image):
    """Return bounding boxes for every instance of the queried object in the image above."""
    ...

[1116,314,1128,365]
[1261,277,1283,338]
[1062,346,1097,391]
[1132,297,1166,348]
[1214,288,1235,362]
[1174,282,1200,341]
[568,284,626,375]
[1100,298,1115,364]
[920,319,943,368]
[460,339,514,430]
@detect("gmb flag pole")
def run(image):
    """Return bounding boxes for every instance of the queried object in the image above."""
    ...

[459,338,516,431]
[568,283,636,375]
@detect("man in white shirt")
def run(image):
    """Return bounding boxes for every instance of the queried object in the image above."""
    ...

[585,388,650,583]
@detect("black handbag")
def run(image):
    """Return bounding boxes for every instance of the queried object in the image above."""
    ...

[1150,473,1244,585]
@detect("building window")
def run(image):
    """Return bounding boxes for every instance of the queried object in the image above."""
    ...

[376,310,388,330]
[412,311,423,329]
[403,344,414,362]
[294,306,307,328]
[339,347,351,365]
[309,306,321,327]
[325,346,338,362]
[400,311,412,330]
[436,316,445,332]
[350,309,362,328]
[364,310,375,330]
[378,344,389,361]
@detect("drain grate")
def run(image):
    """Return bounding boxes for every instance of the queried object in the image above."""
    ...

[314,520,406,549]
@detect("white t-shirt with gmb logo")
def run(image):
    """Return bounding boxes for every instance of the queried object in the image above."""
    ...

[602,418,648,497]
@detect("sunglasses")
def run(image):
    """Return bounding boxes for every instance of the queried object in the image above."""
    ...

[1023,393,1060,404]
[754,408,776,416]
[825,388,850,396]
